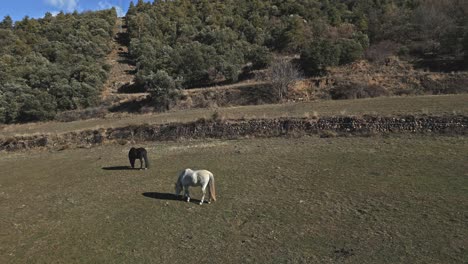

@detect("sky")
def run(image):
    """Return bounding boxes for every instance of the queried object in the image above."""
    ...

[0,0,135,21]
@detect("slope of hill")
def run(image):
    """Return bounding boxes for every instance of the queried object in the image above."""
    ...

[1,1,467,125]
[123,0,467,109]
[1,94,466,138]
[101,18,148,106]
[0,9,117,123]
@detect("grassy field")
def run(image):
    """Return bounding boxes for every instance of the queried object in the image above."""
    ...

[1,94,467,137]
[1,135,467,263]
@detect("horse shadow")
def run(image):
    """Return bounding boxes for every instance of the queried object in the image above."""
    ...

[102,166,136,171]
[142,192,202,204]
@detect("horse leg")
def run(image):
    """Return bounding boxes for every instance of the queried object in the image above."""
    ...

[206,184,211,204]
[139,158,143,169]
[184,187,190,202]
[200,186,206,205]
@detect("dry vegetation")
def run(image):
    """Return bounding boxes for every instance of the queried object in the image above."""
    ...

[1,94,467,137]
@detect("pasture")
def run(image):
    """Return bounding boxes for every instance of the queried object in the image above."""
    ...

[1,94,467,137]
[0,135,467,263]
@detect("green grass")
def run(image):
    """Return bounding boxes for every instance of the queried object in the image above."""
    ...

[1,94,467,137]
[1,135,467,263]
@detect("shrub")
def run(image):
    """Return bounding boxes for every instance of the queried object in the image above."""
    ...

[268,58,302,101]
[337,39,364,65]
[17,91,57,122]
[300,39,340,76]
[352,32,370,50]
[246,46,272,70]
[146,70,180,111]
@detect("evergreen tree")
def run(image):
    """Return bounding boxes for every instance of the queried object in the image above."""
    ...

[0,15,13,29]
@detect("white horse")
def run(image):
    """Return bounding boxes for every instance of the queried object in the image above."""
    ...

[175,168,216,205]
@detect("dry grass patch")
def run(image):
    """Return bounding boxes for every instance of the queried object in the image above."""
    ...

[0,94,467,138]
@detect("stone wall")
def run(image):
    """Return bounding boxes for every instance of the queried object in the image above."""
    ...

[1,115,466,152]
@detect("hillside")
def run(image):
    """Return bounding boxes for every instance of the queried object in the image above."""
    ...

[123,0,468,109]
[0,9,117,123]
[101,18,148,106]
[1,1,467,124]
[99,0,467,115]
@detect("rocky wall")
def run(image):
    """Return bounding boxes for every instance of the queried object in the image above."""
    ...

[1,115,466,152]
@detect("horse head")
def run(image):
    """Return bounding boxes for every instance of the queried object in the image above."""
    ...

[174,168,190,196]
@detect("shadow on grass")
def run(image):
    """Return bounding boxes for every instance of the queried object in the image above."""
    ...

[102,166,135,171]
[142,192,202,204]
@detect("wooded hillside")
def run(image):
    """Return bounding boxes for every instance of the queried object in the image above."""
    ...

[0,9,116,123]
[126,0,467,108]
[1,0,467,123]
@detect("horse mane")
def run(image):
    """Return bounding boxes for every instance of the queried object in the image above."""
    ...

[208,172,216,202]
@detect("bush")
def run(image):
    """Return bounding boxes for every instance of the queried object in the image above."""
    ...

[17,91,57,122]
[0,90,19,124]
[300,39,340,76]
[398,46,410,57]
[146,70,180,111]
[246,45,272,70]
[337,39,364,65]
[352,32,369,50]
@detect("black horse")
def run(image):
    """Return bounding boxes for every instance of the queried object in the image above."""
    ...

[128,147,149,169]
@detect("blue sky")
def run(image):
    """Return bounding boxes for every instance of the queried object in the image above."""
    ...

[0,0,135,21]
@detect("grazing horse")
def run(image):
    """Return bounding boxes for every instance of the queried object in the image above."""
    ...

[128,147,149,169]
[175,168,216,205]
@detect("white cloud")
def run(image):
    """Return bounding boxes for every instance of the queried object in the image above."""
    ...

[98,1,125,17]
[45,0,79,12]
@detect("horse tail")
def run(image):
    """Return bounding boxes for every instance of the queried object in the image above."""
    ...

[143,151,149,169]
[208,172,216,202]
